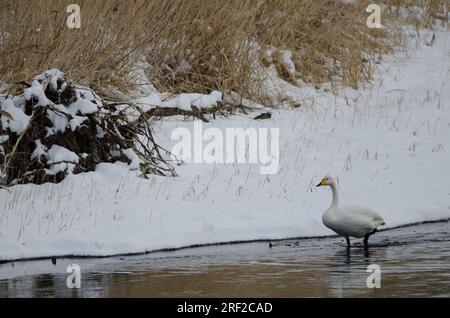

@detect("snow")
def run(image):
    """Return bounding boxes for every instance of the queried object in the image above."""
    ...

[34,68,66,93]
[24,80,50,107]
[263,47,277,64]
[68,97,98,115]
[1,72,99,139]
[45,163,76,176]
[0,98,30,134]
[45,104,89,136]
[95,125,105,139]
[161,91,223,111]
[132,90,222,113]
[45,105,70,135]
[46,145,79,164]
[129,91,222,120]
[121,148,141,170]
[0,27,449,261]
[40,145,79,176]
[135,93,162,112]
[75,87,103,107]
[280,50,296,76]
[30,140,47,160]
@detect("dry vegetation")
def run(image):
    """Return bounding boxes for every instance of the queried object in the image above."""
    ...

[0,0,447,185]
[0,0,151,96]
[384,0,448,29]
[0,0,427,101]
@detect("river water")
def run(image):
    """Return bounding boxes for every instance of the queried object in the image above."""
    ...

[0,220,449,297]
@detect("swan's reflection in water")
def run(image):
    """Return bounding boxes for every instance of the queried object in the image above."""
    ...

[325,245,387,297]
[0,221,449,297]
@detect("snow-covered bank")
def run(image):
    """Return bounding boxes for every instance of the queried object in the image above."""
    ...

[0,28,449,261]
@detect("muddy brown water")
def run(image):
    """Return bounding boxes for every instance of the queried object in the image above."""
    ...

[0,220,449,297]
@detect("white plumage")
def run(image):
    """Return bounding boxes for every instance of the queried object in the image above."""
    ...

[317,175,385,247]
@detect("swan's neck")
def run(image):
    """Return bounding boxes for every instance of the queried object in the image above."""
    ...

[329,183,339,210]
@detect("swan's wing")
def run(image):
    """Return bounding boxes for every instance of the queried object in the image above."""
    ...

[334,205,385,237]
[347,205,385,223]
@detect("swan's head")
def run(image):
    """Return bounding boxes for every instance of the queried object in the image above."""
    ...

[316,175,334,187]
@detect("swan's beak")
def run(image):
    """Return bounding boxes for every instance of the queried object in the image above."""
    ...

[316,179,326,187]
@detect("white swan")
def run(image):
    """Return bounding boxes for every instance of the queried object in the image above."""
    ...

[316,175,385,248]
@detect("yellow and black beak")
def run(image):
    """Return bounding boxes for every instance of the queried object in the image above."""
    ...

[316,179,326,187]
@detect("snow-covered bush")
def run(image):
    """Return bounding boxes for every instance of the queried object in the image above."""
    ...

[0,70,172,186]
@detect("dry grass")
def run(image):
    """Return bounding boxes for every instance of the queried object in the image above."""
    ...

[142,0,393,96]
[0,0,151,95]
[0,0,444,101]
[383,0,448,30]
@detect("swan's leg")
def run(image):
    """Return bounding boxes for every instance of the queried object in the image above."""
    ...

[345,236,350,248]
[363,234,369,247]
[364,228,377,248]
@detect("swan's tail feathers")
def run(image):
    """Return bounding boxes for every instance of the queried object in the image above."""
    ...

[375,217,386,227]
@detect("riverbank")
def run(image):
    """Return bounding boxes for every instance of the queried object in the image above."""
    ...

[0,25,449,262]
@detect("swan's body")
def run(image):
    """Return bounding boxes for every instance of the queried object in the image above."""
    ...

[317,175,385,247]
[322,205,385,238]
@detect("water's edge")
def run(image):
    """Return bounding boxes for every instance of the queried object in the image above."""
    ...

[1,217,448,265]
